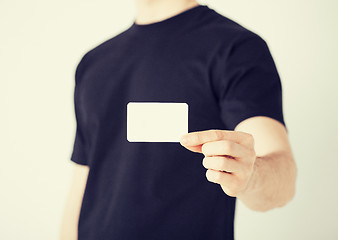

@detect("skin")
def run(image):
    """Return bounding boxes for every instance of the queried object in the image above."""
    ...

[136,0,297,211]
[180,116,297,211]
[59,163,89,240]
[135,0,200,25]
[60,0,297,238]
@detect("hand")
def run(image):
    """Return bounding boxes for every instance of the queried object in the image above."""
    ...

[179,129,256,197]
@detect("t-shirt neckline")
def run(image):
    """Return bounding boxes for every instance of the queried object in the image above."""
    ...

[129,4,208,32]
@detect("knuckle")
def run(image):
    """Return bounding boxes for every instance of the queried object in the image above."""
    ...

[214,130,223,140]
[247,133,254,141]
[222,140,233,153]
[250,150,256,159]
[245,133,255,146]
[245,149,256,161]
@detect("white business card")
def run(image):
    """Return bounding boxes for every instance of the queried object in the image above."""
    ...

[127,102,188,142]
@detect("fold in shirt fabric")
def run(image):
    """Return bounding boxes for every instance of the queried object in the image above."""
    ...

[70,4,286,240]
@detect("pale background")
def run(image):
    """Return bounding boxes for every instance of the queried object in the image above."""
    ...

[1,0,337,239]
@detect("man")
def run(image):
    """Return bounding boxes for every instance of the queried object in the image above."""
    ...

[60,0,297,239]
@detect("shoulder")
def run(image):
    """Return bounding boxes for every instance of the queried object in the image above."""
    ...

[78,27,131,66]
[198,7,267,49]
[74,27,131,84]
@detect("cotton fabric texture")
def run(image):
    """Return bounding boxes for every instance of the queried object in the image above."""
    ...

[71,4,286,240]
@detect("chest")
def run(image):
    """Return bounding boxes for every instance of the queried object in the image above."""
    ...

[78,37,224,141]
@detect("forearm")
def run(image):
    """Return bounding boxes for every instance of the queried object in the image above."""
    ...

[59,195,80,240]
[237,150,297,211]
[59,164,89,240]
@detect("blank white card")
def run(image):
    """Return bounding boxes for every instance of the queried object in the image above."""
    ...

[127,102,188,142]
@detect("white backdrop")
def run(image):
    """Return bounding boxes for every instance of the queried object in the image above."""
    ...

[1,0,337,239]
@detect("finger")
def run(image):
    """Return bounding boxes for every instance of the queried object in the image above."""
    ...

[205,169,240,197]
[180,129,254,148]
[201,140,252,158]
[202,156,240,173]
[180,144,203,153]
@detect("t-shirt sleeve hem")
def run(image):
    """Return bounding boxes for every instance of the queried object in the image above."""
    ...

[70,149,89,166]
[221,108,287,133]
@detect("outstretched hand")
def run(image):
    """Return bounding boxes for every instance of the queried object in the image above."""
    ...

[180,129,256,197]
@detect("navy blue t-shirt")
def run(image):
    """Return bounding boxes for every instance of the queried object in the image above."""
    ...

[70,4,286,240]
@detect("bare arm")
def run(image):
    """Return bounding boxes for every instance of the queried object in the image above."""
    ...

[59,163,89,240]
[235,116,297,211]
[180,116,297,212]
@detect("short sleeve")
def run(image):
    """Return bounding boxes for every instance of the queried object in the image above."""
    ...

[218,32,287,131]
[70,54,89,166]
